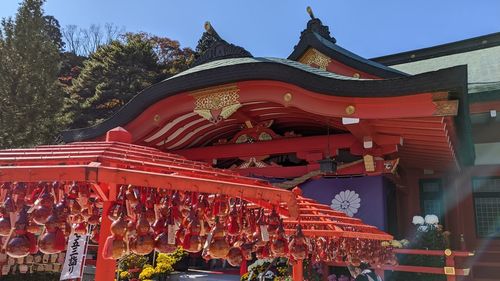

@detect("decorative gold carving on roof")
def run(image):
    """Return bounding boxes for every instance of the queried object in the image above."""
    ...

[191,84,242,124]
[299,48,331,70]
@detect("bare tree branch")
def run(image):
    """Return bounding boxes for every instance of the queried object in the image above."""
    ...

[63,23,125,56]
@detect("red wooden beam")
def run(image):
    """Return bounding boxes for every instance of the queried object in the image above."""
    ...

[175,134,358,161]
[237,158,397,178]
[470,100,500,114]
[0,164,299,218]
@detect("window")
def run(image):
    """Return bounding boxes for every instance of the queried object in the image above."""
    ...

[472,178,500,238]
[419,179,445,226]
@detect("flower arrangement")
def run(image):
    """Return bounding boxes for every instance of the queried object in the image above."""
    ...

[241,258,290,281]
[138,265,155,280]
[118,247,187,281]
[390,214,449,281]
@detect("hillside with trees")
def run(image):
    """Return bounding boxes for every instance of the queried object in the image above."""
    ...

[0,0,196,148]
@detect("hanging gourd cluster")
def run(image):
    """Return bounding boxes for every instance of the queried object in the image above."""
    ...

[0,182,99,258]
[0,182,396,267]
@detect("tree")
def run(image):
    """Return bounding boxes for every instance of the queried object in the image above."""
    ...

[0,0,65,148]
[67,35,160,128]
[125,32,195,80]
[43,15,64,50]
[62,23,124,56]
[66,33,195,128]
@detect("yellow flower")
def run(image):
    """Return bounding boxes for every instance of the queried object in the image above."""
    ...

[391,240,403,248]
[139,266,155,280]
[119,271,130,279]
[381,241,390,247]
[155,262,174,274]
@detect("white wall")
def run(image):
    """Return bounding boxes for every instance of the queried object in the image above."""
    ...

[475,142,500,165]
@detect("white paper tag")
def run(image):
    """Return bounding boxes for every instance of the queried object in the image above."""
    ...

[9,213,19,226]
[2,264,10,275]
[260,225,270,242]
[19,264,28,274]
[27,204,37,214]
[167,224,176,245]
[203,232,213,250]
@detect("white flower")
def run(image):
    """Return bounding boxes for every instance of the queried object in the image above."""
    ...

[412,216,425,225]
[330,190,361,217]
[247,258,273,271]
[425,214,439,225]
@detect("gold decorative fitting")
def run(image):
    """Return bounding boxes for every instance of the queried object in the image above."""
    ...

[299,48,331,70]
[363,154,375,172]
[191,84,242,124]
[345,105,356,115]
[353,73,360,78]
[204,21,211,32]
[444,249,452,256]
[306,6,315,19]
[153,114,161,123]
[283,93,293,102]
[444,266,456,275]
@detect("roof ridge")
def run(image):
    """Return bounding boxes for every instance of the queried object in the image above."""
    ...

[372,32,500,65]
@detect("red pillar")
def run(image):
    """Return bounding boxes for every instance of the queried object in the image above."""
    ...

[292,260,304,281]
[95,201,117,281]
[240,259,247,277]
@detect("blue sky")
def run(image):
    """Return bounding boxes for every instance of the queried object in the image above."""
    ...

[1,0,499,58]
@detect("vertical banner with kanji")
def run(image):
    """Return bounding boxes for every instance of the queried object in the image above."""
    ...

[60,233,89,280]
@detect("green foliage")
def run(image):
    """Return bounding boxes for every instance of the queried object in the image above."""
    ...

[119,253,149,272]
[0,0,65,148]
[166,246,189,262]
[65,32,194,129]
[125,33,195,80]
[390,222,449,281]
[43,15,64,50]
[66,34,159,128]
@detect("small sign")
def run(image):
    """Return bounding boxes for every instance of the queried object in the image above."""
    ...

[167,224,176,245]
[1,264,10,275]
[260,225,270,242]
[60,233,89,280]
[19,264,28,274]
[203,232,213,250]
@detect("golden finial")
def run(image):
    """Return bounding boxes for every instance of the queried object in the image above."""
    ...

[204,21,212,32]
[306,6,315,19]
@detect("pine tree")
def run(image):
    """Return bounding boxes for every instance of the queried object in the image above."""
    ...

[66,33,195,129]
[0,0,65,148]
[66,35,159,128]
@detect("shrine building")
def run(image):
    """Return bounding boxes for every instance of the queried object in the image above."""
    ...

[60,10,500,279]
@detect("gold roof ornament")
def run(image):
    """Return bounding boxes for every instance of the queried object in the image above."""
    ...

[306,6,315,19]
[204,21,212,32]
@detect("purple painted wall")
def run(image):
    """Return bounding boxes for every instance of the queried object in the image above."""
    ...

[300,176,388,231]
